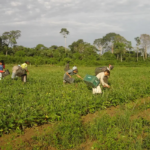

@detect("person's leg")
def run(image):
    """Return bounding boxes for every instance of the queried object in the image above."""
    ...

[0,73,2,80]
[63,80,67,84]
[24,74,27,82]
[22,74,27,83]
[11,72,17,79]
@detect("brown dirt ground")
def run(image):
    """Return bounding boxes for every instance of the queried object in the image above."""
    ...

[0,123,56,150]
[1,97,150,150]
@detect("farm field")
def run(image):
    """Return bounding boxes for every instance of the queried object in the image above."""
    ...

[1,65,150,149]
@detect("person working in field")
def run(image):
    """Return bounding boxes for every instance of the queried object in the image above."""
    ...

[63,66,83,83]
[0,61,4,80]
[1,60,5,70]
[95,64,114,84]
[20,61,30,82]
[11,61,30,82]
[93,70,110,94]
[0,60,10,78]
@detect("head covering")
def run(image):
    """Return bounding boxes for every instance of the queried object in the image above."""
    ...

[25,60,30,63]
[109,65,114,70]
[73,66,77,70]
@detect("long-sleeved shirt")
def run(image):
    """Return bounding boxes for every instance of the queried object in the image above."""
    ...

[21,63,28,69]
[96,72,108,87]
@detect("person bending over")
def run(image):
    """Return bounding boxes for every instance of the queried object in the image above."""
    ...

[63,66,83,84]
[93,70,110,94]
[20,61,30,82]
[95,64,114,84]
[11,61,30,82]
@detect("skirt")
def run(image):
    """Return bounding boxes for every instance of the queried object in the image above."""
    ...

[92,85,102,94]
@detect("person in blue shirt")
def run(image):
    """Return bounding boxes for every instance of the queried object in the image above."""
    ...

[0,63,3,71]
[0,61,4,80]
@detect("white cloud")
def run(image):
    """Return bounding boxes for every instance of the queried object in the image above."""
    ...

[11,2,22,6]
[0,0,150,47]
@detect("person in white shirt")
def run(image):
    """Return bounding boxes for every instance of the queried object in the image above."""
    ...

[93,70,110,94]
[95,64,114,84]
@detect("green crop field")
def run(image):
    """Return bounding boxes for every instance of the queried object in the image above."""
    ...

[1,65,150,149]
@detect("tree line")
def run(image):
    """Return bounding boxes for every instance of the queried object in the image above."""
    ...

[0,29,150,65]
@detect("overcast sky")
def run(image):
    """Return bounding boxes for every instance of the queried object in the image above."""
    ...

[0,0,150,48]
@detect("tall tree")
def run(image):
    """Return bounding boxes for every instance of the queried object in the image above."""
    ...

[126,41,132,57]
[101,33,120,53]
[113,35,128,62]
[140,34,150,59]
[1,30,21,56]
[93,38,104,55]
[35,44,47,50]
[60,28,69,51]
[114,42,126,62]
[69,39,85,53]
[134,37,141,61]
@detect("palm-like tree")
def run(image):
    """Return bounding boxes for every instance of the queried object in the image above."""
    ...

[60,28,69,52]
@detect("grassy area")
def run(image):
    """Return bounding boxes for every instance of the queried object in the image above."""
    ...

[1,65,150,149]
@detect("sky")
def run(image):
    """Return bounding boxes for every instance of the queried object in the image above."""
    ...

[0,0,150,48]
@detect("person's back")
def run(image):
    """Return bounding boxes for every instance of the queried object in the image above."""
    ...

[95,66,108,76]
[11,61,29,82]
[95,65,114,76]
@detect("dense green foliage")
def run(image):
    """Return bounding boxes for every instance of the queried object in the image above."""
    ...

[0,66,150,132]
[1,66,150,149]
[0,32,150,66]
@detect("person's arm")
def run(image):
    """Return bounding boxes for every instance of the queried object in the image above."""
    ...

[100,73,110,88]
[76,74,83,80]
[25,67,29,74]
[66,72,71,78]
[26,69,29,74]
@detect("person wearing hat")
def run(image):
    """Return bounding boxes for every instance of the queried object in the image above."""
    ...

[95,64,114,84]
[11,61,30,82]
[63,66,83,83]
